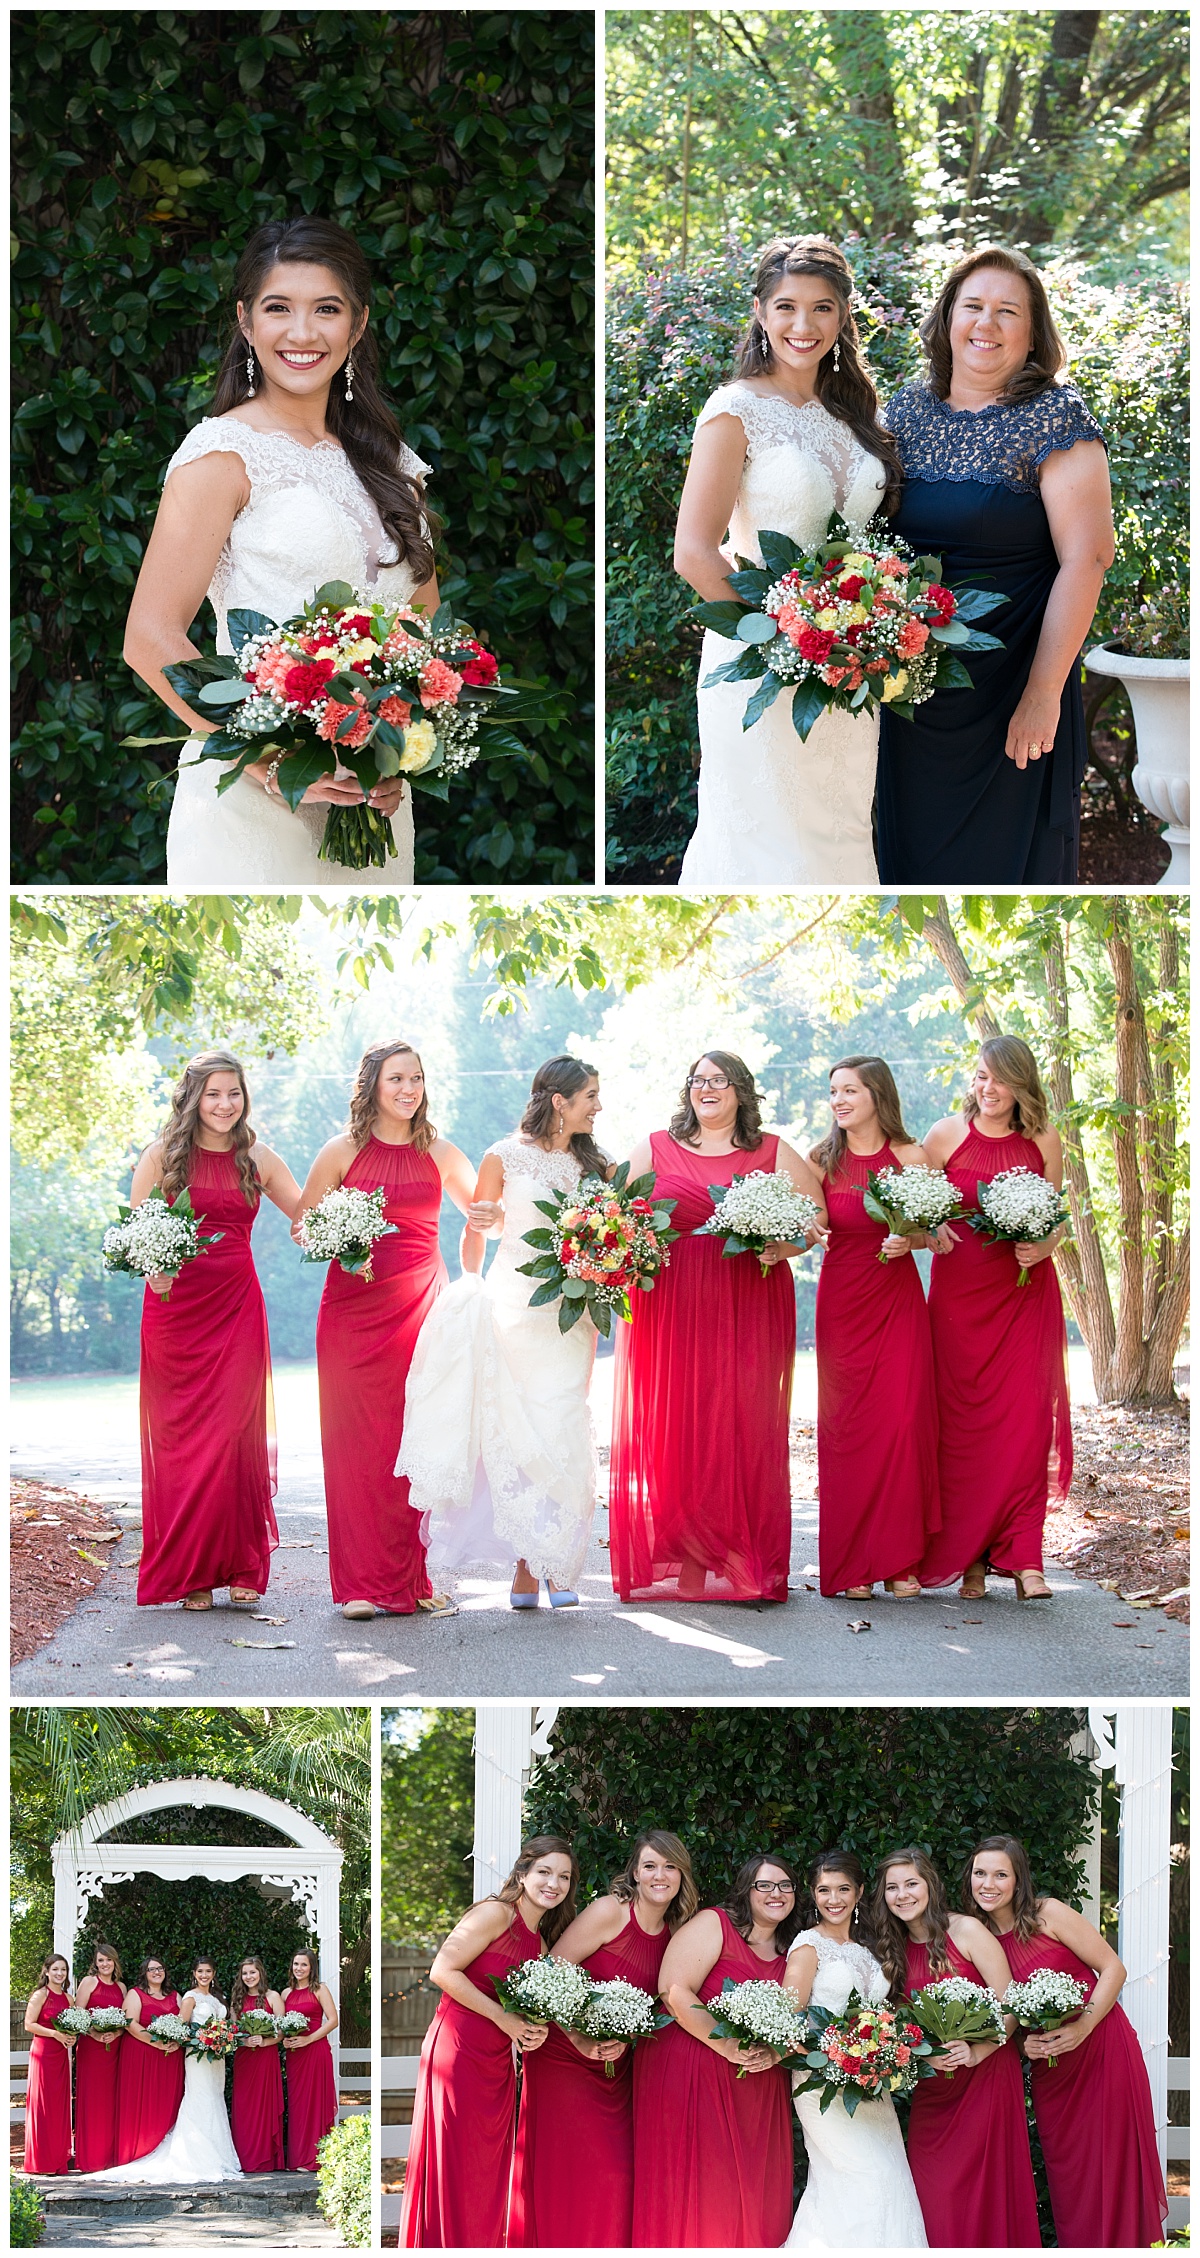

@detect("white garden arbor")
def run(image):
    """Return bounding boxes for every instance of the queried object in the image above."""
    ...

[51,1777,343,2018]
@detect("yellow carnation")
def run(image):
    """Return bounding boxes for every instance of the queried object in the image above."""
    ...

[881,670,910,702]
[844,604,870,626]
[816,608,839,629]
[339,638,378,665]
[839,552,872,571]
[397,719,438,770]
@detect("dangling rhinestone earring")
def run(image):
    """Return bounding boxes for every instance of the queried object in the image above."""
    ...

[245,347,256,398]
[832,337,841,373]
[758,322,769,362]
[344,349,355,403]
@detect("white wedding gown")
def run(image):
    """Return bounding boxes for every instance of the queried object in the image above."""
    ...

[163,418,429,884]
[96,1995,243,2183]
[399,1138,599,1588]
[785,1932,927,2250]
[680,383,887,885]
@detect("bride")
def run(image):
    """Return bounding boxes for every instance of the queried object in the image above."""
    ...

[123,215,437,885]
[674,237,903,885]
[100,1958,243,2184]
[399,1056,609,1606]
[784,1851,927,2249]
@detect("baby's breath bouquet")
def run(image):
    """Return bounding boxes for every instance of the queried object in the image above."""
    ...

[52,2005,92,2037]
[235,2008,279,2040]
[277,2009,312,2038]
[862,1166,962,1260]
[299,1184,397,1284]
[695,1977,807,2076]
[569,1977,659,2077]
[906,1977,1007,2064]
[146,2012,191,2048]
[85,2005,128,2038]
[699,1171,820,1276]
[102,1185,224,1294]
[969,1170,1071,1284]
[490,1955,594,2028]
[1001,1969,1087,2066]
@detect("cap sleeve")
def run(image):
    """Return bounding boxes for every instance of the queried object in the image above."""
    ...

[399,439,432,483]
[1028,381,1106,469]
[695,384,751,450]
[162,418,259,486]
[880,382,923,438]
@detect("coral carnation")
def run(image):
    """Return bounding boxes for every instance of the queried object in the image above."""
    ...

[897,619,930,657]
[378,696,413,728]
[419,658,464,706]
[317,696,371,748]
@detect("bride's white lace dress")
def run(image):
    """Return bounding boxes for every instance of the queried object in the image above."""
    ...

[785,1932,927,2250]
[163,418,430,885]
[680,383,887,885]
[398,1138,599,1588]
[97,1996,243,2184]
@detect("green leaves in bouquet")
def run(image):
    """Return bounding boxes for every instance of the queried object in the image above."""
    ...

[701,647,768,688]
[861,1182,896,1232]
[161,654,239,701]
[273,749,331,812]
[945,587,1008,624]
[308,583,358,615]
[742,673,785,732]
[225,608,279,657]
[790,678,830,742]
[692,598,751,635]
[726,566,773,603]
[735,613,779,646]
[931,653,975,691]
[757,529,803,575]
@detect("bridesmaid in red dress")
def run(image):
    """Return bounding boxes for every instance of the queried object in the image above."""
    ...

[299,1040,477,1619]
[871,1846,1039,2246]
[23,1954,75,2174]
[966,1833,1168,2248]
[402,1835,578,2248]
[115,1957,185,2164]
[920,1036,1071,1599]
[809,1056,941,1600]
[510,1828,698,2246]
[230,1955,285,2172]
[73,1942,127,2173]
[610,1052,826,1603]
[633,1852,798,2248]
[133,1049,301,1610]
[281,1950,339,2172]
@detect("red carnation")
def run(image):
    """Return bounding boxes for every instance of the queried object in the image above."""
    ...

[837,573,867,602]
[926,583,956,623]
[796,625,837,663]
[460,639,500,687]
[844,622,865,645]
[282,657,336,708]
[338,613,373,637]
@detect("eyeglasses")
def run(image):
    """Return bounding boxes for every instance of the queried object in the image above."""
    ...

[751,1879,796,1895]
[688,1075,730,1092]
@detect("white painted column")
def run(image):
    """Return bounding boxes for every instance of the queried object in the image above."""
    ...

[473,1706,535,1900]
[316,1865,342,2021]
[1114,1707,1173,2167]
[51,1838,80,1970]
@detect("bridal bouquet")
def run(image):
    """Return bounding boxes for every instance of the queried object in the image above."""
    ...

[862,1166,962,1260]
[569,1977,660,2076]
[490,1956,594,2027]
[906,1978,1007,2064]
[84,2005,129,2038]
[1001,1970,1087,2066]
[102,1186,224,1293]
[699,1171,820,1275]
[798,1991,932,2114]
[299,1184,397,1284]
[692,526,1007,739]
[52,2005,92,2037]
[146,2012,190,2048]
[130,582,545,871]
[184,2017,241,2062]
[518,1162,679,1337]
[696,1977,807,2076]
[968,1170,1071,1284]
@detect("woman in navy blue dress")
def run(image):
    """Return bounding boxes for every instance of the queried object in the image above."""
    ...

[877,246,1113,883]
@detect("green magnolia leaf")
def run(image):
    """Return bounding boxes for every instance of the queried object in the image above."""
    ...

[593,1302,612,1339]
[409,768,450,800]
[702,656,757,688]
[736,613,779,645]
[431,599,456,633]
[214,744,270,796]
[187,729,256,761]
[953,627,1008,653]
[727,568,773,601]
[933,654,974,690]
[742,672,785,731]
[790,678,829,741]
[915,555,943,579]
[558,1295,588,1332]
[946,587,1009,623]
[273,750,329,811]
[310,582,357,612]
[225,607,277,654]
[757,529,803,574]
[523,1227,555,1249]
[692,599,751,635]
[196,677,254,706]
[527,1278,564,1308]
[119,731,190,747]
[609,1161,631,1193]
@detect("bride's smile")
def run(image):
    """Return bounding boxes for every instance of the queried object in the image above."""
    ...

[238,261,364,405]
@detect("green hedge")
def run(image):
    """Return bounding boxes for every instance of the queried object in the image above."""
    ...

[525,1706,1096,1910]
[13,10,594,883]
[9,2173,45,2249]
[605,238,1188,879]
[316,2115,371,2247]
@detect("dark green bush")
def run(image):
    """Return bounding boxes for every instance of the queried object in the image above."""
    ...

[10,2172,45,2248]
[12,10,594,882]
[605,238,1188,879]
[75,1871,312,1999]
[316,2115,371,2247]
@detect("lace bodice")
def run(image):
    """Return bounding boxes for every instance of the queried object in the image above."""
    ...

[163,419,431,650]
[696,382,887,561]
[187,1995,225,2027]
[792,1930,889,2011]
[488,1137,587,1278]
[884,379,1105,496]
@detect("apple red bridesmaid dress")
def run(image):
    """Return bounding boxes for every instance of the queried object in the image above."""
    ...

[138,1145,277,1601]
[317,1137,446,1609]
[403,1906,543,2248]
[919,1123,1072,1584]
[631,1908,792,2248]
[72,1979,127,2172]
[282,1989,337,2171]
[115,1991,185,2163]
[903,1937,1039,2246]
[815,1144,940,1594]
[510,1904,672,2246]
[1000,1928,1167,2246]
[24,1991,73,2175]
[610,1134,795,1603]
[230,1994,284,2172]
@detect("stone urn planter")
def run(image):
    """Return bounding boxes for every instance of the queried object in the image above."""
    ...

[1083,644,1190,883]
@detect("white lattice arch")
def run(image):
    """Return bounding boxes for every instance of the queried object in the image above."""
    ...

[52,1776,343,2018]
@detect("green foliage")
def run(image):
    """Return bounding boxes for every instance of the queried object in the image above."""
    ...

[605,242,1189,878]
[316,2114,371,2247]
[525,1707,1097,1913]
[382,1708,475,1946]
[9,2173,45,2249]
[73,1873,311,2004]
[12,11,594,883]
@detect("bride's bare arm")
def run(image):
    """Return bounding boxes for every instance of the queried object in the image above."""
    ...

[673,415,750,603]
[124,451,249,736]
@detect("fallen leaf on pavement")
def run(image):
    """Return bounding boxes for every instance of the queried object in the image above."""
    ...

[226,1638,297,1649]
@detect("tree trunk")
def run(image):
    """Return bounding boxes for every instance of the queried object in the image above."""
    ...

[1041,927,1116,1393]
[679,12,694,269]
[1142,1230,1190,1405]
[1010,12,1101,243]
[920,899,1001,1036]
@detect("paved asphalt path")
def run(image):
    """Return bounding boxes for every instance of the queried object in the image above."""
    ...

[11,1367,1187,1700]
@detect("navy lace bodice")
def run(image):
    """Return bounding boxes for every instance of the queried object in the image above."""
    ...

[884,380,1105,496]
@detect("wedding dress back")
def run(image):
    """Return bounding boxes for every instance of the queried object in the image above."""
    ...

[163,417,428,884]
[99,1994,244,2184]
[785,1932,928,2250]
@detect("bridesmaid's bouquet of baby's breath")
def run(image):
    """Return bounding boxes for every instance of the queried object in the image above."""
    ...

[862,1166,962,1260]
[906,1978,1007,2061]
[699,1171,820,1276]
[695,1977,807,2075]
[102,1186,224,1293]
[968,1169,1071,1284]
[298,1184,397,1284]
[566,1977,659,2076]
[146,2012,190,2047]
[234,2008,279,2040]
[491,1956,593,2027]
[1001,1970,1087,2065]
[85,2006,129,2036]
[52,2005,92,2037]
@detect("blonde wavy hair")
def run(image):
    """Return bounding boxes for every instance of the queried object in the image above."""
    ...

[610,1829,699,1931]
[348,1041,436,1152]
[159,1050,259,1206]
[963,1036,1050,1136]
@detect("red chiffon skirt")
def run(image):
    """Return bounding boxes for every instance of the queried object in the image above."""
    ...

[73,2031,124,2173]
[231,2042,284,2172]
[907,2039,1039,2246]
[114,2029,184,2164]
[285,2040,336,2172]
[631,2019,792,2247]
[24,2031,72,2175]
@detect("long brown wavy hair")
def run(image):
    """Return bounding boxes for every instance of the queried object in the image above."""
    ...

[231,1956,273,2019]
[159,1049,260,1206]
[870,1846,953,2000]
[211,216,436,580]
[960,1834,1046,1944]
[348,1040,436,1153]
[83,1940,125,1986]
[669,1049,765,1151]
[724,1851,804,1953]
[610,1829,699,1932]
[963,1035,1050,1137]
[919,245,1067,406]
[734,237,903,513]
[798,1847,876,1949]
[37,1953,71,1993]
[287,1948,321,1991]
[810,1055,917,1178]
[494,1835,580,1949]
[519,1055,608,1180]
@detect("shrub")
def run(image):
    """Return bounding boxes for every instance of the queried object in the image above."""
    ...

[10,2172,46,2249]
[316,2114,371,2248]
[12,11,594,883]
[605,237,1188,878]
